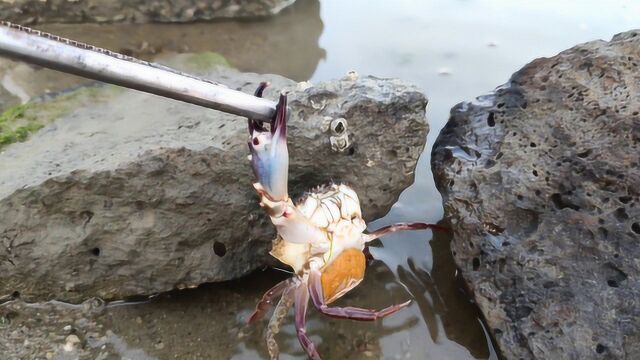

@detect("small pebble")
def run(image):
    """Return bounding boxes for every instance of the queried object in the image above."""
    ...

[64,334,80,352]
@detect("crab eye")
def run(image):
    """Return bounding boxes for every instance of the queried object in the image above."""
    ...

[253,138,260,145]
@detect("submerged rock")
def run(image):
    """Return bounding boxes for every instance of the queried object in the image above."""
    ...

[0,58,428,302]
[432,30,640,359]
[0,0,297,24]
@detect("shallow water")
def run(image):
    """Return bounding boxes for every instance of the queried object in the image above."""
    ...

[2,0,639,359]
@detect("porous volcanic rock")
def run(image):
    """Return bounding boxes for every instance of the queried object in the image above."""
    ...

[432,30,640,359]
[0,0,296,24]
[0,62,428,302]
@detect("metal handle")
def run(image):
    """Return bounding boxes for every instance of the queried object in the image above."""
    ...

[0,22,277,121]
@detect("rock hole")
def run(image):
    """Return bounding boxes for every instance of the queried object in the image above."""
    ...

[619,196,632,204]
[596,344,607,354]
[487,112,495,127]
[614,207,629,221]
[550,193,580,211]
[517,194,523,201]
[91,247,101,257]
[632,222,640,234]
[577,149,592,158]
[604,262,628,288]
[484,159,496,169]
[347,147,355,156]
[529,142,537,148]
[11,291,20,299]
[598,227,608,239]
[532,170,539,177]
[472,257,480,271]
[213,242,227,257]
[514,305,533,320]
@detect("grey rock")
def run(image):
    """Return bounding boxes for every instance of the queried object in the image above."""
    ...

[0,63,428,302]
[432,30,640,359]
[0,0,296,24]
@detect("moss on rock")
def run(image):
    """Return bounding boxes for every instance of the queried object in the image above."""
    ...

[184,52,230,71]
[0,85,121,150]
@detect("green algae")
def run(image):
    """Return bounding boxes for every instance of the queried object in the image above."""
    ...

[0,85,121,150]
[184,52,231,71]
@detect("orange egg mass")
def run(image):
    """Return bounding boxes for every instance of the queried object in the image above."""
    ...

[320,248,366,304]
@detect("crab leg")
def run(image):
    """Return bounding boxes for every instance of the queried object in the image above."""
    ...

[308,270,411,321]
[363,222,450,243]
[294,284,322,360]
[247,277,296,324]
[266,284,296,360]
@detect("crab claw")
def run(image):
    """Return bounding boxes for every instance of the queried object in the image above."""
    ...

[248,84,289,202]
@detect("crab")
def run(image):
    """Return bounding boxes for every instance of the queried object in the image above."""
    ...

[246,83,446,360]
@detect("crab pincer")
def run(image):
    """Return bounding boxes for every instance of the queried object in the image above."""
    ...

[248,82,289,202]
[248,84,326,246]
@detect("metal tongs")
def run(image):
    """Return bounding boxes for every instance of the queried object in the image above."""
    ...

[0,21,276,121]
